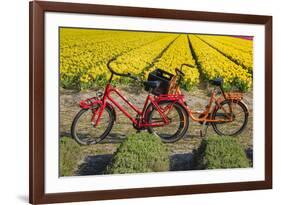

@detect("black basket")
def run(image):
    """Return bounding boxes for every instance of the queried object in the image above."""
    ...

[144,69,174,96]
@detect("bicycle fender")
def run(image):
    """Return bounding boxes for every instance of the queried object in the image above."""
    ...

[239,100,249,114]
[79,98,116,121]
[79,97,101,109]
[216,99,249,114]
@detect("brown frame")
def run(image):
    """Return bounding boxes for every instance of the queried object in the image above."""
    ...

[29,1,272,204]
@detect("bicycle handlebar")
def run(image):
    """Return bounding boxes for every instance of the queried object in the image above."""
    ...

[107,58,141,82]
[107,58,193,82]
[180,63,195,69]
[107,57,128,77]
[175,68,185,77]
[174,63,195,77]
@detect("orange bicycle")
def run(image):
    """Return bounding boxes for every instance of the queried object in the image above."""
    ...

[176,71,249,137]
[154,64,249,137]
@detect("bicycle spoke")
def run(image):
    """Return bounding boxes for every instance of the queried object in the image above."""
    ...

[233,111,245,116]
[148,101,188,142]
[213,101,247,136]
[73,107,113,144]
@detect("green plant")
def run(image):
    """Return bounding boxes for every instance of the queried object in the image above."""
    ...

[59,136,82,176]
[106,132,169,174]
[194,135,250,169]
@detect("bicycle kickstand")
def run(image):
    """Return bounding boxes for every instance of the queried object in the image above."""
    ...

[200,121,209,137]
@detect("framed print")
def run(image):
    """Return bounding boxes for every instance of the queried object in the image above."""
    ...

[29,1,272,204]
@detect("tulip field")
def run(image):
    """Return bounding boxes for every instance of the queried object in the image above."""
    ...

[60,28,253,91]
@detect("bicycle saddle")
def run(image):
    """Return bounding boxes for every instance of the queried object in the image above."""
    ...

[210,78,223,86]
[143,81,161,89]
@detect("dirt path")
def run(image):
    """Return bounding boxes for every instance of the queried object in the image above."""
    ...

[60,85,253,175]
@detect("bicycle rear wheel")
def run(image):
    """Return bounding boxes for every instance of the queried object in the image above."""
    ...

[212,100,248,136]
[71,106,114,145]
[147,101,189,143]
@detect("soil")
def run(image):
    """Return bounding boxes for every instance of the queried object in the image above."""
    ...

[60,85,253,175]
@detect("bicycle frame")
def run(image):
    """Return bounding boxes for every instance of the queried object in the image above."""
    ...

[185,86,237,123]
[82,83,185,129]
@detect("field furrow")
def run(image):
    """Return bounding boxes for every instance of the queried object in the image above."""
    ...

[188,34,252,90]
[149,34,200,89]
[60,28,170,89]
[212,36,253,53]
[110,35,178,76]
[196,35,253,72]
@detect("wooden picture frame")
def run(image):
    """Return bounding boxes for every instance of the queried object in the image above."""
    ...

[29,1,272,204]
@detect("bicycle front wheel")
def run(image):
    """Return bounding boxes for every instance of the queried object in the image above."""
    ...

[147,101,189,143]
[212,100,248,136]
[71,106,114,145]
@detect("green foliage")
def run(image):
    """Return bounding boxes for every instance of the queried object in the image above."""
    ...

[233,78,250,92]
[194,135,250,169]
[60,75,81,90]
[59,137,82,176]
[106,133,169,174]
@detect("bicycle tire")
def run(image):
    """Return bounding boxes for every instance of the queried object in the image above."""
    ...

[71,105,114,145]
[147,101,189,143]
[211,100,249,136]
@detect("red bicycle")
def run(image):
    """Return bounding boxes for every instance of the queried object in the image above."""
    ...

[71,59,189,145]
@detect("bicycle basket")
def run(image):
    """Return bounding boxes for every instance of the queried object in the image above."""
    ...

[144,68,174,96]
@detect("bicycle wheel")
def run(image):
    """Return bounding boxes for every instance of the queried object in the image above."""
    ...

[71,105,114,145]
[212,100,248,136]
[147,101,189,143]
